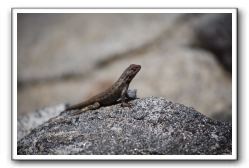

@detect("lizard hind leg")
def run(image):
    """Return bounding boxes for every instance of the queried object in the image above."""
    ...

[71,102,100,116]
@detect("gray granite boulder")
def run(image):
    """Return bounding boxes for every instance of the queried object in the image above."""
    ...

[17,97,232,155]
[17,104,66,141]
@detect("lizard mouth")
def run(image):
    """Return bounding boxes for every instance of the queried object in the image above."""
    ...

[130,64,141,72]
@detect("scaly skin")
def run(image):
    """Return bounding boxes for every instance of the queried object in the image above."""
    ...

[65,64,141,115]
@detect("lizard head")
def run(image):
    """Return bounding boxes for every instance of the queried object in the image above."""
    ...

[129,64,141,74]
[120,64,141,84]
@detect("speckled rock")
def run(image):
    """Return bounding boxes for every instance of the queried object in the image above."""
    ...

[17,104,66,141]
[17,97,232,155]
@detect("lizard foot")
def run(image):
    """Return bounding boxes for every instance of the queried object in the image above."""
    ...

[121,102,132,108]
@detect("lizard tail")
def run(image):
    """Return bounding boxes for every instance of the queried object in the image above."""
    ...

[65,104,82,110]
[65,100,91,111]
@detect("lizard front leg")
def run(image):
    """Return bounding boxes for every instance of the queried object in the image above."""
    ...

[120,85,131,107]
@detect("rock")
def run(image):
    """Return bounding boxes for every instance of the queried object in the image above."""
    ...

[17,104,66,141]
[193,14,232,73]
[17,97,232,155]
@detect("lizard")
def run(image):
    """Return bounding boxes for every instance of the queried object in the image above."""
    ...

[62,64,141,116]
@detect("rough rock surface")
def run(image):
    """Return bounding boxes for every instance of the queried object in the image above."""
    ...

[17,104,66,141]
[17,97,232,155]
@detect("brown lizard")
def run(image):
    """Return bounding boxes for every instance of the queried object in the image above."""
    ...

[63,64,141,115]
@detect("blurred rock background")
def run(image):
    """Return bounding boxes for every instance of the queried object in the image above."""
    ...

[17,13,232,122]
